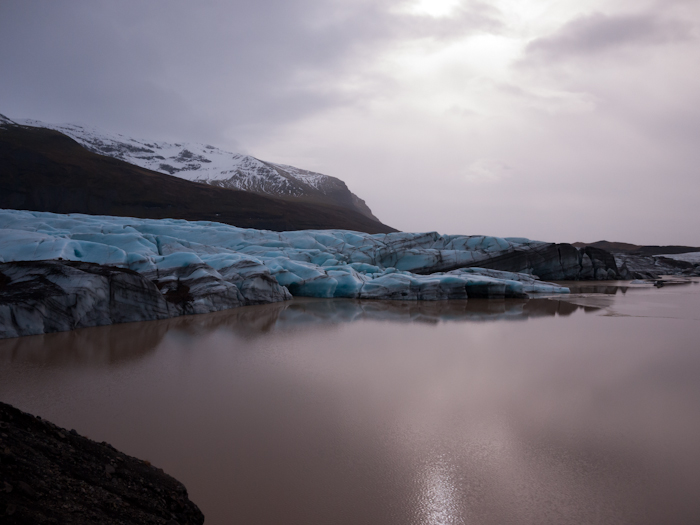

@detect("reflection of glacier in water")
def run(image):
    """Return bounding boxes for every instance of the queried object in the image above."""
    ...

[0,297,594,367]
[3,279,692,368]
[271,297,585,326]
[3,278,693,367]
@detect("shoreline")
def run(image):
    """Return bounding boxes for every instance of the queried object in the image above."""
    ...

[0,401,204,524]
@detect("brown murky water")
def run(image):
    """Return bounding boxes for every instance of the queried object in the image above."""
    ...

[1,280,700,524]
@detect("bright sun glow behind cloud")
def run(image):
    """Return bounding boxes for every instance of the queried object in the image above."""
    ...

[375,33,522,119]
[408,0,463,18]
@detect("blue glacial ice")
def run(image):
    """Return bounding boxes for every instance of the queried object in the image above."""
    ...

[0,209,569,306]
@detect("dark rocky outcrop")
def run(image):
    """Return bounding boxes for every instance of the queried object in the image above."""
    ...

[572,240,700,279]
[458,243,626,281]
[613,253,700,280]
[0,401,204,524]
[579,246,626,280]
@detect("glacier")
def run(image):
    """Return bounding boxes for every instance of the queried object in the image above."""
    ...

[0,209,569,338]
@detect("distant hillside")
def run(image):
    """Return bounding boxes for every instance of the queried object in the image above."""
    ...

[16,117,379,221]
[573,240,700,256]
[0,120,396,233]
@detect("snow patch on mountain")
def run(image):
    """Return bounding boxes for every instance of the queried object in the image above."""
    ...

[0,113,18,127]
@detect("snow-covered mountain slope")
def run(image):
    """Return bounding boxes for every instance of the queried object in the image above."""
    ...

[16,118,378,220]
[0,113,18,127]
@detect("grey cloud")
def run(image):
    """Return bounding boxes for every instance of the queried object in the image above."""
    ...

[2,1,699,244]
[0,0,500,145]
[398,1,504,42]
[524,12,693,62]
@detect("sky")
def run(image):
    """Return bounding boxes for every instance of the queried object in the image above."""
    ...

[1,0,699,244]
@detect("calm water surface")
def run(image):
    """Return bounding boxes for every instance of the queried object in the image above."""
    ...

[1,280,700,524]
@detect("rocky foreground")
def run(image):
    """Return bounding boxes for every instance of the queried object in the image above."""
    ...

[0,401,204,524]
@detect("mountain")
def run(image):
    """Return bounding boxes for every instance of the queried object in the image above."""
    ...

[16,118,379,221]
[0,118,396,233]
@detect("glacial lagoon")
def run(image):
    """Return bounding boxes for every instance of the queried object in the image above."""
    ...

[1,280,700,524]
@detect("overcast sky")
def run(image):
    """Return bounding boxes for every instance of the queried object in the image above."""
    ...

[2,0,699,244]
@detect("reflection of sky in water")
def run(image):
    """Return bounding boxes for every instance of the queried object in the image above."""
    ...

[0,295,591,366]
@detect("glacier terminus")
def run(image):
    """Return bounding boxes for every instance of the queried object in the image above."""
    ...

[0,209,572,338]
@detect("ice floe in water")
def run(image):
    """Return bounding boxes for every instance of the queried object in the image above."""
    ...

[0,209,569,302]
